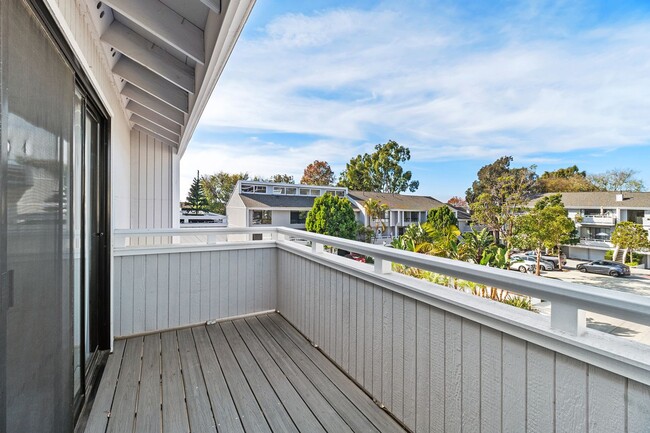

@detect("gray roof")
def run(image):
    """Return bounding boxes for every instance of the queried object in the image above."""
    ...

[348,191,445,210]
[240,194,316,209]
[529,192,650,208]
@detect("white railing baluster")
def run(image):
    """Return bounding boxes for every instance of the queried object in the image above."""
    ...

[374,258,391,274]
[551,302,586,336]
[312,242,324,253]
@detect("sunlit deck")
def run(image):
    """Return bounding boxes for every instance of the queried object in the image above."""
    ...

[83,313,405,433]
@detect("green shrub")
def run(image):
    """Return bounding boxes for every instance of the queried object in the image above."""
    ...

[604,250,614,260]
[502,295,533,311]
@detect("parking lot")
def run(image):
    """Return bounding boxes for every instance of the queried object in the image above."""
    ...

[533,259,650,344]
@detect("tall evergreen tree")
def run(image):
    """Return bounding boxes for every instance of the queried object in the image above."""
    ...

[186,170,209,214]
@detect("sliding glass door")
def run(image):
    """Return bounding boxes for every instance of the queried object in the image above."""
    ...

[1,0,110,430]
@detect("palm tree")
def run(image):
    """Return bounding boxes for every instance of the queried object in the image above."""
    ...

[461,228,495,264]
[363,198,389,236]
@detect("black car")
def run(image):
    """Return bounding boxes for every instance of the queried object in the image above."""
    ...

[576,260,631,277]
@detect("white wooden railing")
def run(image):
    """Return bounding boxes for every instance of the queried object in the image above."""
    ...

[114,226,650,336]
[113,226,650,432]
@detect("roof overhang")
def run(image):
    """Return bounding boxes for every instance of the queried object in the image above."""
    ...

[86,0,255,154]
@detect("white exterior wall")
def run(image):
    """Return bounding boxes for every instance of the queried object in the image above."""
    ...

[226,193,248,227]
[45,0,132,230]
[129,129,175,229]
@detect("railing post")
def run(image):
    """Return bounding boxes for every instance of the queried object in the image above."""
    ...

[551,302,586,335]
[374,258,391,274]
[312,242,324,253]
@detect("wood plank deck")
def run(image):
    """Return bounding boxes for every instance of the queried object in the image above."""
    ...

[84,313,406,433]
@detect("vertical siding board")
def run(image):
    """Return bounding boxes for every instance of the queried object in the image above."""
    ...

[392,294,404,420]
[132,255,146,333]
[403,298,416,429]
[319,264,326,347]
[342,274,350,372]
[114,258,122,336]
[415,302,430,433]
[461,319,481,433]
[146,135,155,229]
[228,250,237,317]
[200,252,211,321]
[209,252,220,318]
[336,272,344,366]
[502,334,526,433]
[328,268,336,355]
[144,255,158,331]
[480,327,502,433]
[349,277,357,379]
[237,250,246,315]
[189,252,201,323]
[444,314,462,433]
[245,249,254,314]
[157,254,169,330]
[381,289,393,410]
[179,253,191,325]
[357,279,367,387]
[168,253,180,327]
[555,354,587,433]
[160,143,170,227]
[372,285,383,399]
[138,136,147,229]
[129,131,139,228]
[220,251,230,318]
[364,281,373,389]
[588,366,627,433]
[271,249,277,310]
[628,380,650,433]
[429,308,445,433]
[526,344,555,433]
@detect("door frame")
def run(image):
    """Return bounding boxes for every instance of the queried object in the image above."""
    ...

[27,0,112,422]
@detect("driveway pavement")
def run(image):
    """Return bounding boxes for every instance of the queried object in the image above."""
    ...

[531,259,650,344]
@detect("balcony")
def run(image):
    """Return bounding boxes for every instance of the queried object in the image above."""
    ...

[90,227,650,432]
[578,215,617,225]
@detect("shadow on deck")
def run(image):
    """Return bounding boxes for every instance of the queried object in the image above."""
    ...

[83,313,406,432]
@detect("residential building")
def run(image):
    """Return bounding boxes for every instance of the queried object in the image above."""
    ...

[348,190,472,238]
[530,192,650,263]
[3,1,649,432]
[226,181,347,229]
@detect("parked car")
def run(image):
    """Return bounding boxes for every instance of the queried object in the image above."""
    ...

[576,260,630,277]
[345,253,367,263]
[510,256,554,272]
[514,251,566,269]
[509,259,535,273]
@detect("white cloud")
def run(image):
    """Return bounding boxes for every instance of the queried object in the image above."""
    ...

[182,2,650,193]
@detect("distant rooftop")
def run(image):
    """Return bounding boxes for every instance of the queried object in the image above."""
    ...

[530,192,650,208]
[348,190,445,211]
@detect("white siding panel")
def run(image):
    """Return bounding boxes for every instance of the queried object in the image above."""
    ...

[272,250,650,433]
[114,248,277,337]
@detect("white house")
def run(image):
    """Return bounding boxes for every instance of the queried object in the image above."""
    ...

[226,181,348,229]
[530,191,650,262]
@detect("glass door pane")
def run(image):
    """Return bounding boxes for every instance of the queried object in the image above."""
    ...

[72,91,83,397]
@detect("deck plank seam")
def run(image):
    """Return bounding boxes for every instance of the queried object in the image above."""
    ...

[173,330,192,433]
[189,326,220,430]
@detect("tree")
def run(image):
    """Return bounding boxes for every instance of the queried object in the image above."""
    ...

[427,206,458,232]
[201,171,249,214]
[467,157,538,248]
[267,174,295,184]
[301,160,334,186]
[515,200,575,274]
[461,228,494,264]
[186,171,209,214]
[338,140,419,193]
[362,198,389,235]
[610,222,649,263]
[447,196,468,209]
[589,169,645,192]
[537,165,598,192]
[305,194,357,240]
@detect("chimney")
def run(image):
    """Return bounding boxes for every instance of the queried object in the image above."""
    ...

[616,193,624,202]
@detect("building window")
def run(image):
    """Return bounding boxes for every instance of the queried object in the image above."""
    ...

[299,188,310,195]
[254,185,266,193]
[252,210,272,225]
[286,187,297,195]
[241,184,254,193]
[311,189,321,196]
[290,211,309,224]
[273,186,285,194]
[336,190,345,197]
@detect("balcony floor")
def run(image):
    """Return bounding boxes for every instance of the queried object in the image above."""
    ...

[84,313,405,433]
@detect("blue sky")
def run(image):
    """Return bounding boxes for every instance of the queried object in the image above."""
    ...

[181,0,650,201]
